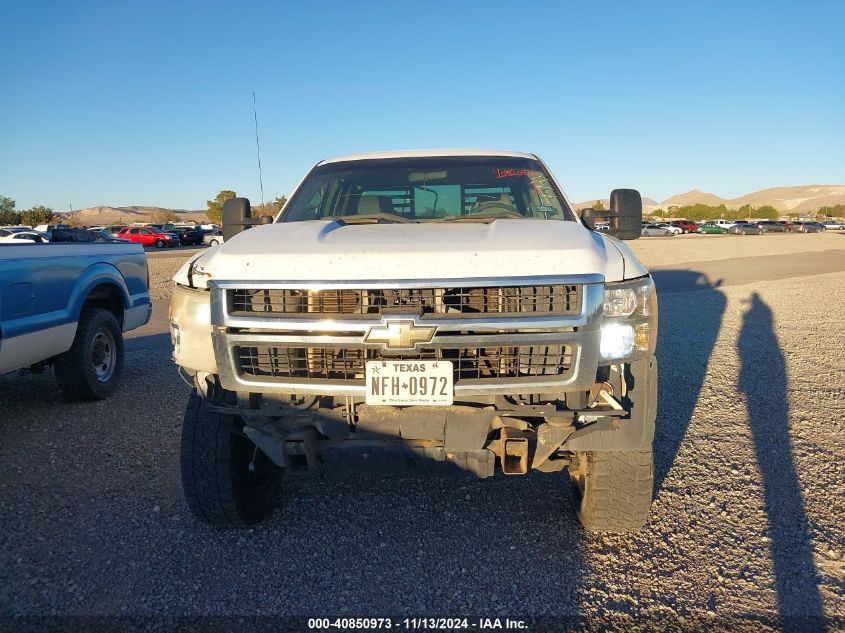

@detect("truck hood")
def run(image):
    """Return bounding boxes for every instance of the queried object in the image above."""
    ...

[176,219,647,287]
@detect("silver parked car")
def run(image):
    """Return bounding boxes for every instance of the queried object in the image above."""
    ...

[755,220,789,232]
[641,224,674,237]
[729,224,764,235]
[793,222,824,233]
[203,229,225,246]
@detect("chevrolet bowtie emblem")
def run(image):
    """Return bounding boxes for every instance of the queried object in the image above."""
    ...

[364,319,436,350]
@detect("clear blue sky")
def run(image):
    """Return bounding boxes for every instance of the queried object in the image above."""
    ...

[1,0,843,211]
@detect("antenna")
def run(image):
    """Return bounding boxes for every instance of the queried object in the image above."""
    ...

[252,91,265,206]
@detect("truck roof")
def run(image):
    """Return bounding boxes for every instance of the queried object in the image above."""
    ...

[319,149,537,165]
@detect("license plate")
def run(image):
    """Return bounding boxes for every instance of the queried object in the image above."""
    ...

[365,360,453,406]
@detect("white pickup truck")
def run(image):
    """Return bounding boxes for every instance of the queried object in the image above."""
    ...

[170,150,657,531]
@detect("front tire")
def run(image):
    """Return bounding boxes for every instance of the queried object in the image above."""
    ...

[54,308,123,400]
[181,391,284,527]
[155,238,164,248]
[569,450,653,532]
[209,239,219,246]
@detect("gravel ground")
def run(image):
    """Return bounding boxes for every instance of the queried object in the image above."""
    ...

[1,235,843,630]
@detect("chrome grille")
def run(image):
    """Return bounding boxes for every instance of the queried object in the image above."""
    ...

[230,285,580,318]
[235,345,574,382]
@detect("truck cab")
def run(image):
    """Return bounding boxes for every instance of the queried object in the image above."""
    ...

[170,150,657,532]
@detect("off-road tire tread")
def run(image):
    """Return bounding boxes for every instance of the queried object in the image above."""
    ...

[54,308,123,401]
[180,391,282,527]
[573,451,653,532]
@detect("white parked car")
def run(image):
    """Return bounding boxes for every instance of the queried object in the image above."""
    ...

[821,220,844,230]
[0,231,50,244]
[705,219,738,230]
[0,226,32,235]
[655,223,682,235]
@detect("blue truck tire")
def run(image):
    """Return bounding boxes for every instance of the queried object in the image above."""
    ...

[54,308,124,400]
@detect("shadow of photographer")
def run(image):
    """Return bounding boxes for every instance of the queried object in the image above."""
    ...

[738,292,824,627]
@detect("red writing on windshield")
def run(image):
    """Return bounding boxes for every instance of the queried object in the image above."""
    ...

[494,168,531,179]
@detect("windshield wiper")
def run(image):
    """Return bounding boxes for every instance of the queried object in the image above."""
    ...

[331,213,414,225]
[438,211,528,223]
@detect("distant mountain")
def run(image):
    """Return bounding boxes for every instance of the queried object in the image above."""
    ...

[571,199,609,210]
[572,197,659,210]
[660,185,845,213]
[576,185,845,214]
[65,206,208,225]
[661,189,728,208]
[727,185,845,213]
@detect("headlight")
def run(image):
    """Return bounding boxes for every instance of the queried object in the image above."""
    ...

[600,277,657,362]
[169,284,217,373]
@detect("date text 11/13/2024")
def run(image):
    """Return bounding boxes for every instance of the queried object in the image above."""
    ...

[307,616,529,630]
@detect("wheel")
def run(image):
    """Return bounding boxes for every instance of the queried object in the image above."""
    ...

[180,390,284,527]
[54,308,123,400]
[569,450,653,532]
[740,229,747,235]
[209,239,219,246]
[155,238,164,248]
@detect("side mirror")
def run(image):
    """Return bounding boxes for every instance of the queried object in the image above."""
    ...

[222,198,274,241]
[580,208,596,230]
[607,189,643,240]
[222,197,250,241]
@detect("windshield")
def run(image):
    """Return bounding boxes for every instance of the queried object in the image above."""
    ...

[280,156,575,223]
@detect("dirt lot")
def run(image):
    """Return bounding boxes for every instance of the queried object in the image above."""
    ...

[1,232,843,629]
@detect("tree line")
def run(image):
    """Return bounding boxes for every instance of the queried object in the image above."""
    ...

[648,203,780,222]
[0,196,59,227]
[206,191,287,224]
[816,203,845,218]
[648,202,845,222]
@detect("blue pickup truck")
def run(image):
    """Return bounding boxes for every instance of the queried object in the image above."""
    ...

[0,238,151,399]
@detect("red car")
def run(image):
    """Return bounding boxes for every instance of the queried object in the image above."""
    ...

[669,219,699,233]
[117,226,178,248]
